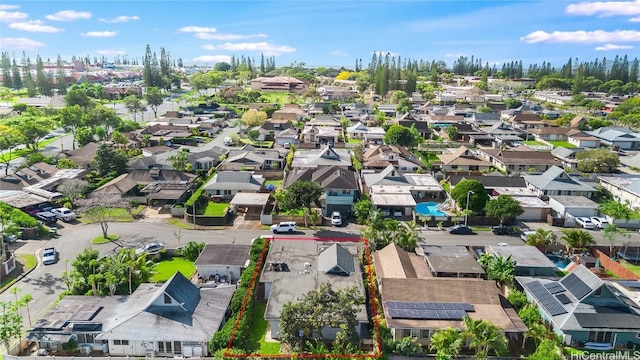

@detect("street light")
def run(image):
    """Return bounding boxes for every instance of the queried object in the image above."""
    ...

[465,190,475,227]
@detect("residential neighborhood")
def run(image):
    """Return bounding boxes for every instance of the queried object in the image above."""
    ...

[0,35,639,360]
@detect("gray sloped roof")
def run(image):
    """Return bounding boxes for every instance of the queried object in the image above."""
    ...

[551,146,582,159]
[318,244,355,275]
[203,171,265,191]
[362,164,408,187]
[150,272,200,314]
[524,166,596,192]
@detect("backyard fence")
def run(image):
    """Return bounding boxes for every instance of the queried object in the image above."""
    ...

[592,248,640,279]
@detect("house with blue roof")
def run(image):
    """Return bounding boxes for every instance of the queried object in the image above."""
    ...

[587,127,640,150]
[518,265,640,350]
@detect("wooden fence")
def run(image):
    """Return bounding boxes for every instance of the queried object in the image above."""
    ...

[593,248,640,279]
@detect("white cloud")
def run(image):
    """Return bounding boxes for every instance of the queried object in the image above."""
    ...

[81,31,117,37]
[8,21,63,33]
[0,37,45,50]
[0,10,28,22]
[178,26,216,33]
[97,49,126,55]
[202,42,295,55]
[0,5,20,10]
[445,53,467,58]
[566,0,640,20]
[595,43,634,50]
[98,15,139,23]
[201,44,216,50]
[46,10,91,21]
[631,16,640,21]
[192,55,231,63]
[194,32,267,40]
[521,29,640,43]
[330,50,349,57]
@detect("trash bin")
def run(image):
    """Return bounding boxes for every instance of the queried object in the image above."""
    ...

[49,227,57,237]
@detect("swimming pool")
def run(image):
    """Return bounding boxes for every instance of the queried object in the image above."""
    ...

[547,254,571,269]
[415,202,447,217]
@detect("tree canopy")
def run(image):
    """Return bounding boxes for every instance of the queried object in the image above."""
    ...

[383,124,418,148]
[576,149,619,173]
[450,179,488,215]
[484,195,524,224]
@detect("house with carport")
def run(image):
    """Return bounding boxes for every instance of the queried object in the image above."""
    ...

[195,244,251,283]
[202,171,265,200]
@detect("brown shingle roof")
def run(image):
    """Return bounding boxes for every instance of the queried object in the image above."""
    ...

[380,278,502,304]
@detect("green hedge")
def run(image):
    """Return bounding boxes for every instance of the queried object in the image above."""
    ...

[0,202,39,228]
[209,237,268,353]
[184,171,217,209]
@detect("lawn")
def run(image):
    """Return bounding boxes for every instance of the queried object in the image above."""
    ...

[202,202,228,216]
[265,180,283,190]
[547,140,577,149]
[91,234,120,244]
[522,140,542,146]
[150,257,196,283]
[168,218,193,229]
[78,207,135,223]
[415,151,439,165]
[620,259,640,277]
[0,136,63,162]
[246,302,281,354]
[258,92,293,105]
[348,138,362,144]
[239,139,274,148]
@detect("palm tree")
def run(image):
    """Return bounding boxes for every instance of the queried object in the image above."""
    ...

[481,254,516,288]
[526,229,557,253]
[463,317,508,360]
[429,327,464,360]
[561,229,595,253]
[523,322,547,349]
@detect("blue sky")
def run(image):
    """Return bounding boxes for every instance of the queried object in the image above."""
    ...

[1,1,639,68]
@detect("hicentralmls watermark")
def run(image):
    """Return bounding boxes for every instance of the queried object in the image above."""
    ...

[570,351,640,360]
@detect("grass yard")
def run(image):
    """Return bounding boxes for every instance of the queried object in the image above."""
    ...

[239,139,274,148]
[246,302,281,354]
[151,257,196,283]
[547,140,577,149]
[521,140,542,146]
[167,218,193,229]
[258,92,293,105]
[348,138,363,144]
[265,180,283,190]
[202,202,228,216]
[91,234,120,244]
[0,136,63,162]
[620,259,640,277]
[21,254,37,270]
[78,207,134,224]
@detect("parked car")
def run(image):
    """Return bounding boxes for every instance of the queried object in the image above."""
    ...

[3,234,17,243]
[497,242,510,247]
[521,230,537,241]
[51,207,76,222]
[331,212,342,226]
[42,247,59,265]
[492,225,515,235]
[448,225,474,235]
[224,136,233,146]
[270,221,297,234]
[135,242,165,255]
[393,208,403,217]
[23,206,41,216]
[576,217,596,230]
[35,211,58,225]
[590,217,609,229]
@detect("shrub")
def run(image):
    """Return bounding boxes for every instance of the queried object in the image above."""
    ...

[395,336,421,356]
[507,290,528,311]
[176,241,206,261]
[518,304,542,327]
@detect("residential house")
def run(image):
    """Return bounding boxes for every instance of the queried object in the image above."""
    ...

[486,246,557,276]
[528,126,570,142]
[301,125,340,146]
[587,127,640,150]
[378,104,398,117]
[291,145,352,170]
[92,169,197,205]
[479,122,524,146]
[271,104,307,121]
[570,116,588,129]
[478,146,559,173]
[508,113,544,129]
[372,243,432,280]
[219,146,284,171]
[342,103,373,121]
[259,240,368,340]
[250,76,307,93]
[274,128,299,146]
[436,146,493,172]
[252,121,295,142]
[27,273,235,357]
[420,245,485,278]
[467,112,501,127]
[567,129,600,148]
[598,175,640,209]
[64,142,100,169]
[306,114,342,128]
[284,165,359,216]
[379,277,526,345]
[551,147,585,169]
[194,244,251,282]
[363,165,446,215]
[549,196,600,220]
[316,86,358,101]
[361,144,424,172]
[202,171,265,199]
[129,147,227,172]
[346,122,385,144]
[524,166,597,199]
[518,265,640,349]
[620,153,640,170]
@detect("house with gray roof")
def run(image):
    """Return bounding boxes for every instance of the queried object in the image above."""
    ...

[420,245,485,278]
[219,145,284,171]
[28,273,235,357]
[291,145,352,169]
[587,127,640,150]
[259,240,368,340]
[524,166,596,199]
[598,175,640,209]
[202,171,265,199]
[346,122,385,144]
[486,245,557,276]
[551,147,585,169]
[284,165,359,216]
[518,265,640,350]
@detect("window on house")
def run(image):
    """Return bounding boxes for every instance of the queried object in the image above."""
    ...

[421,329,432,338]
[342,190,349,195]
[77,334,95,343]
[164,293,171,304]
[588,331,612,343]
[328,190,337,196]
[114,340,129,346]
[410,328,420,338]
[158,341,173,353]
[224,190,232,195]
[174,342,182,355]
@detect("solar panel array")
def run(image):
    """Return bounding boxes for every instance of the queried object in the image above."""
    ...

[528,281,568,316]
[561,273,592,300]
[555,293,571,304]
[544,282,566,294]
[386,301,474,312]
[388,308,468,320]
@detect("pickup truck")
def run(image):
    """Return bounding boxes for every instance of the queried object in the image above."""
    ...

[42,247,59,265]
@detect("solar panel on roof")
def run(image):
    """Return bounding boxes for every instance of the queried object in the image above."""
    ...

[544,282,566,294]
[388,308,467,320]
[555,293,571,304]
[386,301,474,312]
[528,281,567,316]
[618,281,640,289]
[561,273,592,300]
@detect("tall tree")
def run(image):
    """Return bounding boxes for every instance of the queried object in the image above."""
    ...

[0,300,23,351]
[59,105,85,149]
[280,180,323,226]
[56,55,68,95]
[525,228,557,253]
[484,195,524,224]
[429,327,464,360]
[168,149,191,172]
[463,317,508,360]
[561,229,596,253]
[0,125,23,175]
[144,86,164,118]
[450,179,488,215]
[75,194,131,240]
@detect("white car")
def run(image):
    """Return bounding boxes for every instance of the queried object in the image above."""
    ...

[42,247,59,265]
[135,242,165,255]
[521,230,537,241]
[331,212,342,226]
[497,242,510,247]
[270,221,297,234]
[590,217,609,229]
[576,217,596,230]
[51,207,76,222]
